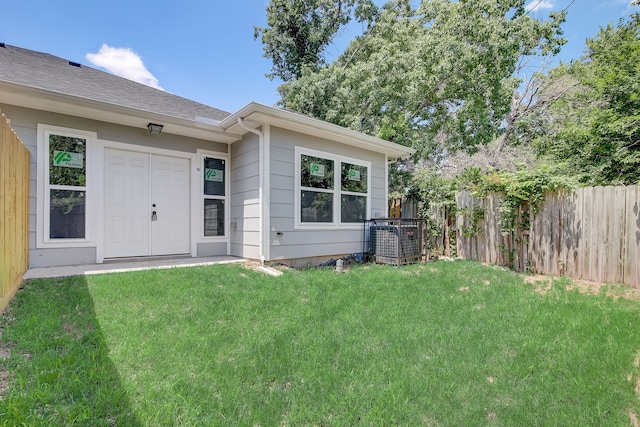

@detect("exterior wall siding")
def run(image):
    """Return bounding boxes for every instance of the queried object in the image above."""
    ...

[1,104,228,267]
[196,242,228,257]
[230,132,261,259]
[268,126,387,261]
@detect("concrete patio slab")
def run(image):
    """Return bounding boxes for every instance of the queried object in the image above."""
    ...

[24,256,247,280]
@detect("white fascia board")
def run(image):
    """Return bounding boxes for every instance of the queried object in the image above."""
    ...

[221,102,415,160]
[0,81,241,143]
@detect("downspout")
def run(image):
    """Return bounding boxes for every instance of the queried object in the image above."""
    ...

[237,117,267,263]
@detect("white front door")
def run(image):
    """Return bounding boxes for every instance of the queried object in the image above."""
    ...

[104,148,190,258]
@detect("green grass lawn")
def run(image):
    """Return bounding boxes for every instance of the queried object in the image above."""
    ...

[2,260,640,426]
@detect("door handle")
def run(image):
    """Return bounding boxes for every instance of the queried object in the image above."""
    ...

[152,211,158,221]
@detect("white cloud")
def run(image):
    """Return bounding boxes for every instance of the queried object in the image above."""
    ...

[525,0,554,12]
[86,44,163,90]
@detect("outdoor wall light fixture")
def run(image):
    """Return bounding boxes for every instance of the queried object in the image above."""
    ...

[147,123,164,134]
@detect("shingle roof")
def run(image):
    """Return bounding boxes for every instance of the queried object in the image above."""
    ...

[0,44,230,122]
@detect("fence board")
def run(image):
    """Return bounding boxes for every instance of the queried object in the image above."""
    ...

[0,111,30,313]
[456,185,640,289]
[568,189,581,278]
[1,113,6,307]
[583,187,594,281]
[625,186,640,287]
[609,186,626,283]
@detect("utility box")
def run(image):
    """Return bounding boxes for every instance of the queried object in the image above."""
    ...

[365,219,425,265]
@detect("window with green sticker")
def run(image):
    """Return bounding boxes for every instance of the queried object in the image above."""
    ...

[47,133,87,239]
[341,162,368,193]
[204,157,225,196]
[297,147,370,226]
[203,156,226,237]
[301,155,334,189]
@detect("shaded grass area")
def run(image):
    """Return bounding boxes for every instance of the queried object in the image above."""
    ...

[2,261,640,425]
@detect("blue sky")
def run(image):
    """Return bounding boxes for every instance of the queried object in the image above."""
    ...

[1,0,636,114]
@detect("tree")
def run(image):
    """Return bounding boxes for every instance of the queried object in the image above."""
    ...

[277,0,566,158]
[254,0,378,82]
[532,12,640,185]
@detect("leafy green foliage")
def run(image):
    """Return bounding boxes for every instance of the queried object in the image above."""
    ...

[409,164,575,246]
[532,12,640,185]
[278,0,565,157]
[476,165,576,232]
[254,0,378,82]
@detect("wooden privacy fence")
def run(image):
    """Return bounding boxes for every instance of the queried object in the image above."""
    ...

[1,110,30,313]
[457,187,640,288]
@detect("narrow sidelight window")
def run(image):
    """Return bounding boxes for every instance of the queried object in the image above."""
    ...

[203,157,225,236]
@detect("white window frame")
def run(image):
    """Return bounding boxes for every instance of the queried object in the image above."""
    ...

[295,146,371,229]
[197,150,229,240]
[36,125,97,248]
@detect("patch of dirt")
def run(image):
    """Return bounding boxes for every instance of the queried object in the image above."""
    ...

[0,335,13,401]
[0,369,9,400]
[0,346,10,362]
[626,348,640,425]
[524,275,640,301]
[243,261,262,269]
[634,351,640,370]
[63,322,83,340]
[565,280,607,297]
[524,275,554,295]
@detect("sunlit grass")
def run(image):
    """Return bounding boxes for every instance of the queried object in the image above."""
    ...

[2,261,640,425]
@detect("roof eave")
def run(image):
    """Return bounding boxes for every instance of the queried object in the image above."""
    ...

[0,81,241,143]
[221,102,415,159]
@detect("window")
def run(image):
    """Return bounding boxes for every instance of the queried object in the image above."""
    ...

[37,125,96,248]
[203,156,226,237]
[43,130,90,241]
[300,154,334,223]
[296,147,370,227]
[341,162,368,223]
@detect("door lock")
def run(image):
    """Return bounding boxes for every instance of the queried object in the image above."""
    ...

[152,211,157,221]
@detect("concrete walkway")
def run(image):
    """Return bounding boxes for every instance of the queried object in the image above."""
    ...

[24,256,247,279]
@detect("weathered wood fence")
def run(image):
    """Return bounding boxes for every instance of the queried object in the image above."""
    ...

[1,110,30,313]
[457,187,640,288]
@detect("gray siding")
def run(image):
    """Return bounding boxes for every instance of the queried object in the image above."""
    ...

[1,104,228,268]
[230,132,261,259]
[268,127,387,261]
[29,247,98,268]
[196,242,228,257]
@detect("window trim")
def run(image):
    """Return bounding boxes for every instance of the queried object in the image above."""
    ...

[197,150,229,240]
[294,146,371,229]
[37,125,97,248]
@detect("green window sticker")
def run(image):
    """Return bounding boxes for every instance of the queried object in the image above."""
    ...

[205,168,224,182]
[348,168,361,182]
[310,162,325,177]
[53,151,84,169]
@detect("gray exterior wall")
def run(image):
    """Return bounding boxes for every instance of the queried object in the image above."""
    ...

[229,132,261,259]
[268,126,387,261]
[1,104,228,268]
[196,242,229,257]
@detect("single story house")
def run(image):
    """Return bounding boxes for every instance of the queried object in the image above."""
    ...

[0,43,413,268]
